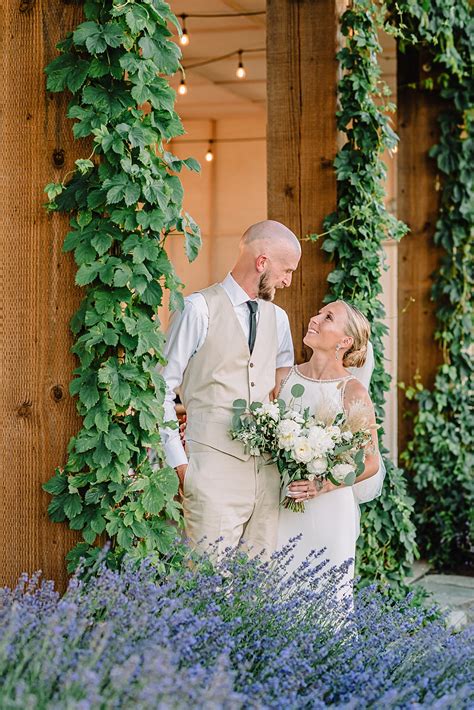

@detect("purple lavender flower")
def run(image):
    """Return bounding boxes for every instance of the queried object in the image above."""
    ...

[0,544,472,708]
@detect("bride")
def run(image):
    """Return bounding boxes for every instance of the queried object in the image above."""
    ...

[274,299,383,596]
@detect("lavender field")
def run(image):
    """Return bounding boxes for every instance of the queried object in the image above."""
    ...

[1,544,473,709]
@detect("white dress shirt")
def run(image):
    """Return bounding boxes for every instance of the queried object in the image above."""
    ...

[160,273,294,467]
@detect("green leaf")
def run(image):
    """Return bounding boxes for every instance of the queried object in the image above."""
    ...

[63,493,83,520]
[110,378,131,406]
[76,262,100,286]
[125,6,149,34]
[124,182,141,206]
[91,231,113,256]
[117,525,134,550]
[142,482,165,515]
[291,383,305,398]
[79,377,100,409]
[344,471,357,486]
[43,470,68,495]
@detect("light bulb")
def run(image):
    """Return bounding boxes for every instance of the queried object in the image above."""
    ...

[178,79,187,96]
[205,147,213,162]
[236,63,246,79]
[179,15,190,46]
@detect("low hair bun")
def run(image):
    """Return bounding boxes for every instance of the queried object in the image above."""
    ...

[337,300,371,368]
[343,347,367,368]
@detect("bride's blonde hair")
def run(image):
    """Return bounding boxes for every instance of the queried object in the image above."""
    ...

[337,300,371,368]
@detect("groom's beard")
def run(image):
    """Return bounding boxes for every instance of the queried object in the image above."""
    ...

[258,272,276,301]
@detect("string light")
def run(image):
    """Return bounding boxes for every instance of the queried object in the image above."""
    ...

[205,141,214,162]
[179,14,189,46]
[178,77,187,95]
[236,50,246,79]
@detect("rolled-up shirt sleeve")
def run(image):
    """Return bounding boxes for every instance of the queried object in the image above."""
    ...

[159,298,206,468]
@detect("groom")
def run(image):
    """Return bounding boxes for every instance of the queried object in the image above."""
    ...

[160,220,301,557]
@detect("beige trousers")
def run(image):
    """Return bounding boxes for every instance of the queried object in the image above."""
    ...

[182,441,280,559]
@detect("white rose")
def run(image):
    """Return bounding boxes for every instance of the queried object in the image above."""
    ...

[342,431,353,441]
[307,426,335,455]
[326,425,341,439]
[332,463,356,483]
[292,437,314,464]
[307,456,328,475]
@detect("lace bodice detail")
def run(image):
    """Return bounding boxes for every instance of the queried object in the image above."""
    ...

[279,365,354,416]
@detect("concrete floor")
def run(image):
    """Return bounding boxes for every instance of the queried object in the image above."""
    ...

[408,562,474,629]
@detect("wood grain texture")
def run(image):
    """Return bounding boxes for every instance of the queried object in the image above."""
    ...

[0,0,86,589]
[397,47,444,454]
[266,0,348,363]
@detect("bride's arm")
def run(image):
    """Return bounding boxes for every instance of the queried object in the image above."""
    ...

[342,378,379,482]
[271,366,291,400]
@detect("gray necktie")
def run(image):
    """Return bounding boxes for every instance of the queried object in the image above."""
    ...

[247,300,258,354]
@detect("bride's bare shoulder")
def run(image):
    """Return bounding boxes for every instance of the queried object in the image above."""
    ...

[344,376,372,406]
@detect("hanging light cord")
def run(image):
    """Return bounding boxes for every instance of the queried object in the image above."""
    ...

[180,11,265,18]
[171,137,266,144]
[183,47,265,71]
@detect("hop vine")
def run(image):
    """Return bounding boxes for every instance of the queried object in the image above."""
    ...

[312,0,418,589]
[387,0,474,572]
[42,0,201,572]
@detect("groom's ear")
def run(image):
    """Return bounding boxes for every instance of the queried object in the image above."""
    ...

[255,254,268,272]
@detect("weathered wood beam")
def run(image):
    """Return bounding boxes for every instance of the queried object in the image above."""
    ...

[397,46,444,454]
[267,0,348,362]
[0,1,85,589]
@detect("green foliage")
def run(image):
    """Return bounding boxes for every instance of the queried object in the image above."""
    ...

[387,0,474,571]
[43,0,201,572]
[311,0,418,589]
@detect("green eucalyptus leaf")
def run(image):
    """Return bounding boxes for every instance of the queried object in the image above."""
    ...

[290,384,305,399]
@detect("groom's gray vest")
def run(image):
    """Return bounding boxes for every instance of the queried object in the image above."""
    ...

[181,284,278,461]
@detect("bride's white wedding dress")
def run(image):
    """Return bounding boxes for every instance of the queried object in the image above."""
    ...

[276,361,384,597]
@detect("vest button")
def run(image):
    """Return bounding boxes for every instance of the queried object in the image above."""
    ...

[250,382,255,387]
[249,362,254,368]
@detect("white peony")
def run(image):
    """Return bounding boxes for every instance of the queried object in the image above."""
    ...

[307,426,335,455]
[307,456,328,475]
[292,437,314,463]
[277,419,301,450]
[257,402,280,421]
[332,463,356,483]
[326,425,341,439]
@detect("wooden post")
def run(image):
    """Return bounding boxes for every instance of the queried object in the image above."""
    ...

[0,1,85,589]
[397,47,444,454]
[266,0,348,362]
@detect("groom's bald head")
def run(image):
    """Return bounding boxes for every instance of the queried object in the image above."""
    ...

[232,220,301,301]
[240,220,301,257]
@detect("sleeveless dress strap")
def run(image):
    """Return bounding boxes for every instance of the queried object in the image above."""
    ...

[277,366,295,397]
[340,375,356,409]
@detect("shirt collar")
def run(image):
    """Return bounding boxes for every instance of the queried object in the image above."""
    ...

[221,272,258,307]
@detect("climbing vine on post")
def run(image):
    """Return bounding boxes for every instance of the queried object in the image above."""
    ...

[43,0,201,572]
[386,0,474,572]
[311,0,418,589]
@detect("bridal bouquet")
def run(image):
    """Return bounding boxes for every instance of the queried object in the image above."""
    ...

[230,383,374,512]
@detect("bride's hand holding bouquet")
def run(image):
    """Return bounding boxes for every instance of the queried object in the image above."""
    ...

[230,384,375,512]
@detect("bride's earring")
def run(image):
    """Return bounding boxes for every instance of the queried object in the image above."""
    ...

[335,344,341,360]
